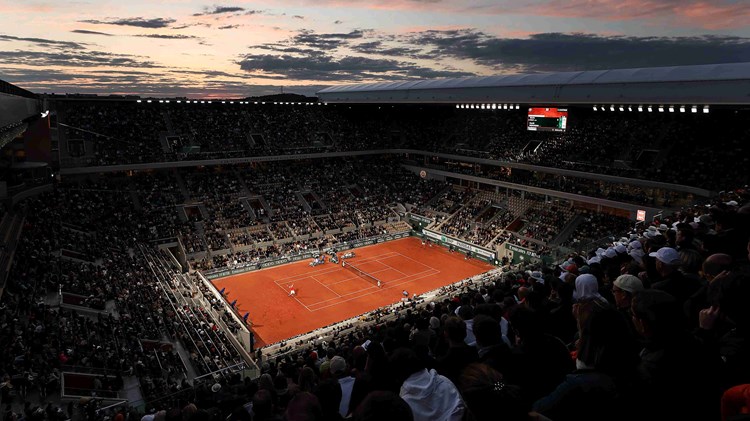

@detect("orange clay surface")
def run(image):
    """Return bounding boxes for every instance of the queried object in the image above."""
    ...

[212,237,494,347]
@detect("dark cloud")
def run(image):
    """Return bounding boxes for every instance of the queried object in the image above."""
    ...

[134,34,199,39]
[351,41,435,60]
[406,30,750,71]
[79,17,176,28]
[290,29,369,50]
[334,20,343,24]
[255,43,328,55]
[0,50,162,68]
[293,15,305,19]
[245,10,264,15]
[238,52,473,81]
[71,29,114,36]
[218,24,241,30]
[172,22,212,29]
[193,6,245,16]
[0,34,86,49]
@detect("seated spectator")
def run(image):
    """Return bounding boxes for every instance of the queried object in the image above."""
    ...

[389,347,465,421]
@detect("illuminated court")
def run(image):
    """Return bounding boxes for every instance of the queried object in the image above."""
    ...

[212,237,494,347]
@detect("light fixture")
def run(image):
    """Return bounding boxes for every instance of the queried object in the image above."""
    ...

[619,106,624,112]
[703,105,709,113]
[147,100,152,103]
[679,106,685,113]
[159,100,164,103]
[637,105,643,112]
[668,106,675,113]
[648,106,653,112]
[40,110,49,118]
[165,100,170,103]
[691,106,697,113]
[137,100,142,103]
[593,105,598,111]
[628,106,632,112]
[658,106,664,112]
[610,105,615,111]
[515,105,520,109]
[176,100,182,104]
[491,104,497,110]
[481,104,486,109]
[222,101,226,104]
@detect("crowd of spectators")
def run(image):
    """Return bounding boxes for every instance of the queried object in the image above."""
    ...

[4,101,750,420]
[54,100,749,191]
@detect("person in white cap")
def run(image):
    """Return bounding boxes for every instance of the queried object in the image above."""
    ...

[649,247,702,302]
[612,274,644,323]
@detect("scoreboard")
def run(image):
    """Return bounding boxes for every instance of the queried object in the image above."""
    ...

[527,107,568,132]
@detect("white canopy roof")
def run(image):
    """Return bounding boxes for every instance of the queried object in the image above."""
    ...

[317,62,750,105]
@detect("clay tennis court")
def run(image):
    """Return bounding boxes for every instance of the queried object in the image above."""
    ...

[212,237,494,347]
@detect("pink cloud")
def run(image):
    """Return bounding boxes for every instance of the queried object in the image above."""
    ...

[478,0,750,30]
[260,0,750,30]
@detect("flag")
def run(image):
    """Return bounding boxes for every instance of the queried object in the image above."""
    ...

[230,299,237,308]
[243,312,249,321]
[219,287,226,295]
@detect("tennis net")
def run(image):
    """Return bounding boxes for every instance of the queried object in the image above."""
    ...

[342,260,383,288]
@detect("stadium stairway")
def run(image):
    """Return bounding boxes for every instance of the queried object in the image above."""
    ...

[551,214,584,246]
[174,171,191,202]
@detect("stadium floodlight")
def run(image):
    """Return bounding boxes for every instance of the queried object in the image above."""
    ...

[658,105,664,112]
[618,106,624,112]
[41,110,49,118]
[647,106,653,112]
[703,105,709,113]
[593,105,597,111]
[668,106,675,112]
[137,100,142,103]
[208,101,213,104]
[610,105,615,111]
[165,100,170,103]
[679,106,685,113]
[628,106,632,112]
[158,100,164,103]
[691,106,697,113]
[480,104,485,109]
[222,101,226,104]
[147,100,152,103]
[491,104,497,110]
[637,105,643,112]
[176,100,181,104]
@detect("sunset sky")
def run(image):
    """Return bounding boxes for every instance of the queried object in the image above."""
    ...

[1,0,749,97]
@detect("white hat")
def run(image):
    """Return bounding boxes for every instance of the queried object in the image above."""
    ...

[530,271,545,284]
[613,275,644,294]
[649,247,681,265]
[614,244,627,254]
[604,248,617,259]
[628,240,642,250]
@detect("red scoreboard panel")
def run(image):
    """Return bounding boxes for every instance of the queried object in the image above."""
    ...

[527,107,568,132]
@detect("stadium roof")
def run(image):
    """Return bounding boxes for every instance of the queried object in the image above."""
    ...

[317,62,750,105]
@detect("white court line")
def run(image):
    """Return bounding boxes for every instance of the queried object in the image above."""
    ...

[274,282,312,311]
[390,251,436,273]
[273,251,400,285]
[310,275,342,298]
[308,269,441,312]
[305,267,437,307]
